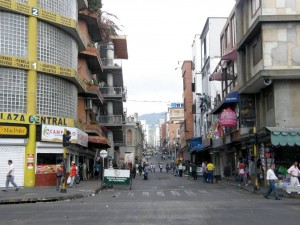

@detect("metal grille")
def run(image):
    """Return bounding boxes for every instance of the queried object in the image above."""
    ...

[0,68,27,113]
[0,146,25,188]
[38,0,77,20]
[0,12,28,57]
[38,21,78,69]
[37,73,78,119]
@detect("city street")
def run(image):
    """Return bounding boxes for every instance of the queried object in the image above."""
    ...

[0,155,299,225]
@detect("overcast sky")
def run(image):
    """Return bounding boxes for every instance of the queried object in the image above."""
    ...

[102,0,236,116]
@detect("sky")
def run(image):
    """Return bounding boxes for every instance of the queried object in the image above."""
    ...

[102,0,236,116]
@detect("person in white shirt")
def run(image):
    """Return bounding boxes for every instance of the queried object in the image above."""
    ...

[287,161,299,186]
[263,163,280,200]
[2,160,19,192]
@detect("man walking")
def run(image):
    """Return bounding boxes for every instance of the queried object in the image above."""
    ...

[2,160,19,192]
[207,161,215,183]
[287,161,299,186]
[264,163,280,200]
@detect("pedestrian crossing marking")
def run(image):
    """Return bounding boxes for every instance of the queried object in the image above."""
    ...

[142,192,150,197]
[127,192,134,197]
[170,190,181,196]
[157,191,165,197]
[184,190,196,196]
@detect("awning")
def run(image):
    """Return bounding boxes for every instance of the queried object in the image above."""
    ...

[267,127,300,146]
[221,48,237,61]
[211,91,239,114]
[189,137,202,152]
[88,136,111,147]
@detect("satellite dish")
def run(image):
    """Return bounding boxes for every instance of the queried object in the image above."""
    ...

[264,78,272,86]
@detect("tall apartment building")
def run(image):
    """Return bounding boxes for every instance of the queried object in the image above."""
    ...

[0,0,127,187]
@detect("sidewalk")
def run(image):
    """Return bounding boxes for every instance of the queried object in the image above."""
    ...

[218,177,300,199]
[0,179,103,205]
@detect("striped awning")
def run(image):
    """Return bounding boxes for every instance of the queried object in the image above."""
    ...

[267,127,300,146]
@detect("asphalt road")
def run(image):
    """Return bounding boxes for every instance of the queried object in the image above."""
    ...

[0,156,299,225]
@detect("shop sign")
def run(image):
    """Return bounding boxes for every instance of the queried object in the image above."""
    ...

[0,123,29,138]
[0,112,74,126]
[37,62,76,78]
[220,107,237,127]
[0,55,30,70]
[27,154,34,170]
[41,125,88,147]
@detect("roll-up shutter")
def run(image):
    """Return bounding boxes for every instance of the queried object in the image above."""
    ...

[0,146,25,187]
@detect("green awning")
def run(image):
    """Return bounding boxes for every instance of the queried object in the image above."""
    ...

[267,127,300,146]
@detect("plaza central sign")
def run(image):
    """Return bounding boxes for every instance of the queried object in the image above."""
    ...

[0,112,74,126]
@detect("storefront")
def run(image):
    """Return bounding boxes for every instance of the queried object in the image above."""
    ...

[0,123,29,187]
[35,125,88,186]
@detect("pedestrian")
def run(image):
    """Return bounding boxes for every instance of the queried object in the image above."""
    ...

[202,161,207,183]
[2,160,19,192]
[138,164,143,176]
[206,161,215,183]
[69,161,77,187]
[152,164,156,173]
[223,162,231,180]
[192,163,197,180]
[238,158,246,186]
[287,161,299,186]
[94,162,100,179]
[178,163,183,177]
[256,159,263,190]
[56,164,63,191]
[159,163,163,173]
[264,163,280,200]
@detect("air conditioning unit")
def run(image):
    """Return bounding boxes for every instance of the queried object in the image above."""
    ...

[85,99,93,110]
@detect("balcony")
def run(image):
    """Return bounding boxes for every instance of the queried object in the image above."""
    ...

[86,85,104,104]
[99,115,123,126]
[84,122,102,136]
[79,46,103,73]
[100,87,126,100]
[101,58,122,69]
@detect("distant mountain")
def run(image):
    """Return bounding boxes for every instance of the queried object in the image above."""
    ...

[139,112,166,126]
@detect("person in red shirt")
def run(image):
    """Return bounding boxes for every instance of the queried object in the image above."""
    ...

[69,161,77,187]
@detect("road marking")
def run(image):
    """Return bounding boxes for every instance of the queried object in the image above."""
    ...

[127,192,134,197]
[184,190,197,196]
[197,190,208,194]
[157,191,165,197]
[142,192,150,197]
[170,190,181,196]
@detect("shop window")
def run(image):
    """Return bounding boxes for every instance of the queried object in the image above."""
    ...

[36,153,64,174]
[239,95,256,128]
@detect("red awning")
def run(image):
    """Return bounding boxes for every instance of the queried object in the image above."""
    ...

[221,48,237,61]
[88,136,111,147]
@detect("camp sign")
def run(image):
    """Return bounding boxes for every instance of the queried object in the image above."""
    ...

[104,169,132,189]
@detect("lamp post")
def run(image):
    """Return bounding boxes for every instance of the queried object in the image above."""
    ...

[100,150,108,187]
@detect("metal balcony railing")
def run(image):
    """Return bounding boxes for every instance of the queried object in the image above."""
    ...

[101,58,122,68]
[99,115,123,126]
[99,87,123,98]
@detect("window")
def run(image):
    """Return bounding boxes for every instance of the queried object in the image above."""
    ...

[126,129,132,145]
[231,15,236,46]
[251,0,261,16]
[225,26,230,47]
[253,33,262,65]
[221,35,225,56]
[264,89,274,111]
